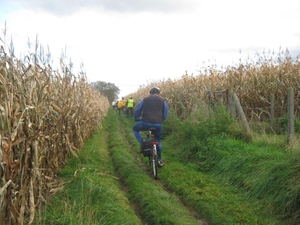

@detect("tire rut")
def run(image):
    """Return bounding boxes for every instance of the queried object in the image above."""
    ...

[105,129,146,225]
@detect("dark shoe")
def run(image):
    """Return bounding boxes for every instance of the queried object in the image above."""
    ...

[158,160,164,167]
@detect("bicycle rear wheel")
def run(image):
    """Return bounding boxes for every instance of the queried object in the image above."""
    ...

[151,146,158,179]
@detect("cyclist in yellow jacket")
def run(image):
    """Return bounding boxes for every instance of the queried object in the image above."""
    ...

[126,97,135,117]
[117,97,127,115]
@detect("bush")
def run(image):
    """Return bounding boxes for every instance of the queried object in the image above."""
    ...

[279,114,300,132]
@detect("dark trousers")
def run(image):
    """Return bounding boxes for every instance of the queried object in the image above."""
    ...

[132,121,162,160]
[118,107,125,115]
[126,107,133,116]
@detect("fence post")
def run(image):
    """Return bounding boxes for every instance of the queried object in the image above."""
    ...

[270,94,275,130]
[232,92,252,135]
[229,92,236,118]
[287,87,298,148]
[207,91,212,106]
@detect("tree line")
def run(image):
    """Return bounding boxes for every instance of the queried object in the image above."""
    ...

[90,81,120,104]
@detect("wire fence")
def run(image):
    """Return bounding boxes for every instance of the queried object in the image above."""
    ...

[212,88,300,136]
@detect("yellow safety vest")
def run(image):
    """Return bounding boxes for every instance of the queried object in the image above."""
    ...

[127,99,134,108]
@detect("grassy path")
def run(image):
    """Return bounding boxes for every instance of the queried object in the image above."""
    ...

[104,110,203,224]
[37,112,141,224]
[37,109,282,224]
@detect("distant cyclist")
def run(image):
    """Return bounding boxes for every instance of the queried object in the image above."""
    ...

[117,97,127,115]
[133,87,169,167]
[126,97,135,116]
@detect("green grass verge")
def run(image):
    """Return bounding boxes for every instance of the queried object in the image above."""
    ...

[37,124,141,225]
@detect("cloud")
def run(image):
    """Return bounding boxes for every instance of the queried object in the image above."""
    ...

[6,0,200,16]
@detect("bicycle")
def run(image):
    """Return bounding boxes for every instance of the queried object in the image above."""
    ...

[140,127,159,179]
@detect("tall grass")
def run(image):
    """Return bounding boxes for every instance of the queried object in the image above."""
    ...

[163,104,300,223]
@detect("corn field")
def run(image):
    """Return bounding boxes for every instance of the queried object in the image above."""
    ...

[0,46,110,225]
[130,49,300,123]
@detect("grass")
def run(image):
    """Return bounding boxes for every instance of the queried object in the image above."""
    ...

[37,106,300,224]
[208,138,300,221]
[104,110,201,225]
[37,124,141,225]
[160,105,300,224]
[38,109,201,225]
[120,113,282,225]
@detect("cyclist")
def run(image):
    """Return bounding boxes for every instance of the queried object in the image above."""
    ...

[117,97,127,115]
[126,97,135,116]
[133,87,169,167]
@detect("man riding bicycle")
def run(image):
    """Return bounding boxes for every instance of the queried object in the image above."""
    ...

[132,87,169,167]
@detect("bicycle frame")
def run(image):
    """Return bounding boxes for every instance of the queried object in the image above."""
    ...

[148,128,159,179]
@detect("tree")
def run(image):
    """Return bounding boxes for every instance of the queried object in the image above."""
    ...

[90,81,120,104]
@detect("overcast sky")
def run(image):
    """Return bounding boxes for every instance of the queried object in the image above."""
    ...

[1,0,300,98]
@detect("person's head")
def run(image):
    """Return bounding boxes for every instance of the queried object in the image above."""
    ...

[149,87,160,95]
